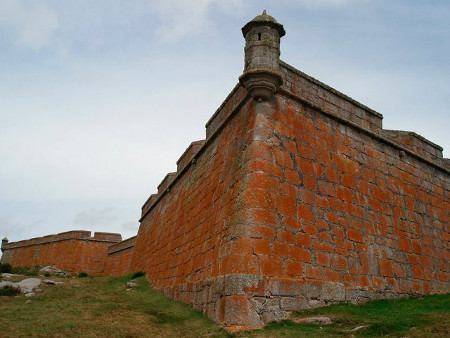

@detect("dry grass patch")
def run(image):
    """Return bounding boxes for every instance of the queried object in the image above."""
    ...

[0,275,228,337]
[1,274,448,337]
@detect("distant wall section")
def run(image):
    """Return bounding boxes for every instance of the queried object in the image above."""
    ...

[104,236,136,276]
[1,230,122,275]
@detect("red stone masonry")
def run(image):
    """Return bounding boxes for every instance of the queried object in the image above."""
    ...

[130,12,449,330]
[1,231,122,275]
[104,236,136,276]
[1,11,448,332]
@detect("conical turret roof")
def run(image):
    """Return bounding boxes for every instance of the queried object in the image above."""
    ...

[241,10,285,37]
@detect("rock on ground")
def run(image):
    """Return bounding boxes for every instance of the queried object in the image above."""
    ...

[293,316,333,325]
[44,279,63,285]
[17,278,42,293]
[0,281,20,290]
[126,282,138,288]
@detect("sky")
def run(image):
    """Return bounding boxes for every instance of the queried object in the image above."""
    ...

[0,0,449,243]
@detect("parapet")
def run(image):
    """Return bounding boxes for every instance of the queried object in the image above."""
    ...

[142,194,159,217]
[56,230,91,240]
[93,232,122,242]
[177,140,205,171]
[279,61,383,133]
[2,230,122,250]
[107,236,136,255]
[157,172,177,194]
[383,130,443,161]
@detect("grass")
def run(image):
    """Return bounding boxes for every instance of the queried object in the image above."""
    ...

[0,285,20,296]
[240,294,450,337]
[0,274,448,337]
[9,265,40,276]
[0,274,228,337]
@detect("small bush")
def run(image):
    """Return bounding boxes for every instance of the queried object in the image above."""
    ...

[0,263,12,273]
[11,266,40,276]
[11,266,30,275]
[78,272,88,278]
[131,271,145,280]
[44,272,50,277]
[0,285,20,296]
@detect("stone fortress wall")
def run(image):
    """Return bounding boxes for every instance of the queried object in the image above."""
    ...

[1,231,122,275]
[104,235,136,276]
[1,11,449,331]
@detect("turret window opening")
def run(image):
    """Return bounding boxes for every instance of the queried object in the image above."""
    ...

[258,33,261,41]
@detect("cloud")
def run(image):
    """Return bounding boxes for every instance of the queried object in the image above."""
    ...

[153,0,245,41]
[121,221,138,232]
[73,207,117,227]
[0,0,58,49]
[295,0,370,8]
[0,215,25,240]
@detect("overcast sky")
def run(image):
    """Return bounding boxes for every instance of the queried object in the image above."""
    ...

[1,0,449,244]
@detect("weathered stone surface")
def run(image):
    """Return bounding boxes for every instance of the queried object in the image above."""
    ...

[259,298,286,323]
[321,282,345,302]
[17,278,41,294]
[268,279,303,297]
[300,283,321,299]
[224,274,265,296]
[126,282,138,288]
[219,296,261,328]
[1,10,449,333]
[1,231,122,276]
[350,325,371,332]
[293,316,333,325]
[280,297,309,311]
[40,265,63,274]
[308,299,325,308]
[0,281,20,289]
[44,279,63,285]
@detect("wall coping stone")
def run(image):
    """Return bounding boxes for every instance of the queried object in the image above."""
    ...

[2,230,122,250]
[278,87,450,175]
[280,60,383,119]
[107,236,136,255]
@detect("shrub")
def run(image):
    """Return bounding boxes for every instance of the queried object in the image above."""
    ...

[11,266,30,275]
[131,271,145,280]
[11,266,40,276]
[0,263,12,273]
[44,272,50,277]
[78,272,88,278]
[0,285,20,296]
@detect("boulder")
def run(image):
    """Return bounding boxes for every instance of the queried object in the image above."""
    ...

[17,278,41,293]
[126,282,139,289]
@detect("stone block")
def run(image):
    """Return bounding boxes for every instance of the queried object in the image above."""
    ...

[259,297,286,323]
[321,282,345,302]
[224,274,265,296]
[280,296,309,311]
[300,282,321,299]
[218,295,262,328]
[268,278,302,297]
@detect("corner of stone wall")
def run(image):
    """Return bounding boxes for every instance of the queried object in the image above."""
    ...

[383,130,443,161]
